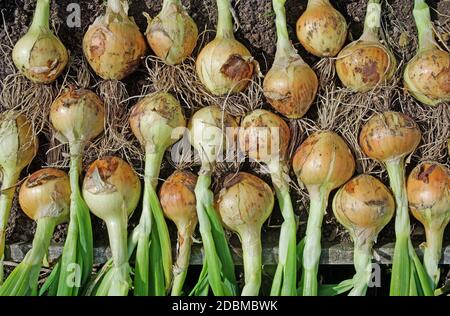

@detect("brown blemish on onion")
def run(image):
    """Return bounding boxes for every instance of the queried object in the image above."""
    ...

[220,54,254,81]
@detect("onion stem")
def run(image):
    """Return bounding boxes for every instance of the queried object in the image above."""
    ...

[241,227,262,296]
[269,161,297,296]
[107,0,123,14]
[360,0,381,42]
[413,0,437,52]
[0,170,20,284]
[301,186,328,296]
[423,228,444,287]
[30,0,50,31]
[171,227,193,296]
[273,0,297,60]
[57,142,93,295]
[216,0,234,39]
[348,243,373,296]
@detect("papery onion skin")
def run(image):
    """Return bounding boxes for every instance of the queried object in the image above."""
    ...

[333,174,395,242]
[160,170,198,231]
[407,162,450,228]
[196,39,254,95]
[263,59,318,119]
[336,42,396,92]
[19,168,70,223]
[50,86,105,144]
[404,49,450,106]
[82,156,141,221]
[0,112,38,172]
[359,111,421,162]
[145,2,198,65]
[292,130,355,190]
[296,0,347,57]
[239,109,290,164]
[129,92,186,151]
[82,2,147,80]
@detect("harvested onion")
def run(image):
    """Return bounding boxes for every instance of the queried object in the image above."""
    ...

[407,162,449,289]
[144,0,198,65]
[296,0,347,57]
[403,0,450,106]
[129,92,186,295]
[188,106,238,295]
[239,109,297,296]
[82,156,141,296]
[0,168,70,296]
[263,0,318,119]
[360,111,432,296]
[159,170,198,296]
[216,172,274,296]
[0,111,37,283]
[196,0,255,95]
[336,0,396,92]
[12,0,68,84]
[333,174,394,296]
[49,86,104,295]
[83,0,147,80]
[293,130,355,296]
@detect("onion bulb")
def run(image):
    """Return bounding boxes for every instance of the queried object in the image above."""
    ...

[263,0,318,119]
[296,0,347,57]
[0,111,37,284]
[216,172,274,296]
[144,0,198,65]
[196,0,255,95]
[159,170,198,296]
[0,168,70,296]
[12,0,68,84]
[333,174,394,296]
[129,92,186,295]
[83,0,147,80]
[239,109,297,296]
[82,156,141,296]
[403,0,450,106]
[293,130,355,296]
[407,162,450,289]
[49,87,104,295]
[359,111,433,296]
[188,105,238,295]
[336,0,396,92]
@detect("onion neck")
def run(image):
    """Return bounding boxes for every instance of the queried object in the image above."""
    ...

[171,224,194,296]
[413,0,438,53]
[107,0,124,14]
[349,241,373,296]
[307,0,331,8]
[302,184,330,296]
[240,226,262,296]
[216,0,234,39]
[163,0,182,11]
[273,0,298,62]
[423,226,444,289]
[30,0,50,31]
[360,0,381,42]
[24,217,57,266]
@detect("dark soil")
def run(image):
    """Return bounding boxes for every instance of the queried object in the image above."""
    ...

[0,0,449,261]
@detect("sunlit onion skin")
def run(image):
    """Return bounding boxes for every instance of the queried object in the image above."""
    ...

[407,162,450,287]
[159,170,198,296]
[296,0,347,57]
[0,168,70,296]
[0,111,38,283]
[336,0,396,92]
[19,168,70,224]
[196,0,255,95]
[145,0,198,65]
[359,111,421,163]
[83,0,147,80]
[12,0,68,84]
[83,156,141,296]
[333,174,394,296]
[403,0,450,106]
[216,172,274,296]
[293,130,355,296]
[264,0,318,119]
[50,86,105,145]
